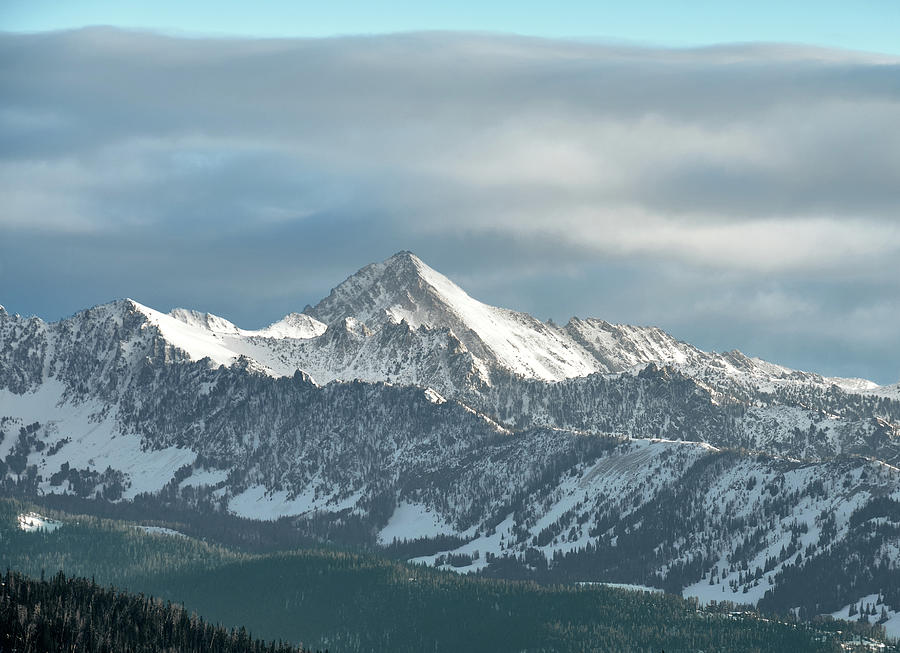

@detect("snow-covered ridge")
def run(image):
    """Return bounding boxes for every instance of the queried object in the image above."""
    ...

[253,312,327,339]
[303,252,885,390]
[168,307,327,340]
[1,253,887,395]
[168,308,242,335]
[303,252,712,382]
[865,382,900,400]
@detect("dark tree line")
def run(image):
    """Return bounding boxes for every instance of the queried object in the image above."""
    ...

[0,569,320,653]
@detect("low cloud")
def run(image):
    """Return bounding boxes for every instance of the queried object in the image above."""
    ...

[0,28,897,382]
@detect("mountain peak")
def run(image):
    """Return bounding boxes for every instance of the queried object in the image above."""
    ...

[380,250,432,279]
[387,249,420,263]
[304,251,468,330]
[84,298,153,323]
[305,252,606,380]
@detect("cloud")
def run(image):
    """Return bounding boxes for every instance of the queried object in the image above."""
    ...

[0,28,898,382]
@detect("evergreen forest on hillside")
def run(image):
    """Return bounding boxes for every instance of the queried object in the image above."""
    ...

[1,569,313,653]
[1,499,892,653]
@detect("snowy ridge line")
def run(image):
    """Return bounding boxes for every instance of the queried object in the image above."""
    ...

[1,252,889,397]
[2,252,897,471]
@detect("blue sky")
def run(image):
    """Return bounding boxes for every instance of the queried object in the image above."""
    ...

[3,0,900,55]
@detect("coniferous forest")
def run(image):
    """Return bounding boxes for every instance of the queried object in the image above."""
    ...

[0,569,314,653]
[1,499,892,653]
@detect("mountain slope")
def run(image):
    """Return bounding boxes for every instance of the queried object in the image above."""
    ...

[1,252,899,624]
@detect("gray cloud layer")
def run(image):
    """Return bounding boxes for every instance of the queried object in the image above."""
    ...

[1,28,898,383]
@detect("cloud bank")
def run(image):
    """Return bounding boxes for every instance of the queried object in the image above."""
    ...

[1,28,898,382]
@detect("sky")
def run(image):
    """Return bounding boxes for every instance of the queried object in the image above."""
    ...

[0,4,899,384]
[3,0,900,55]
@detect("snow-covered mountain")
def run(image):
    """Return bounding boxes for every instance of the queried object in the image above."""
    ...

[158,251,882,392]
[1,251,899,628]
[160,252,887,400]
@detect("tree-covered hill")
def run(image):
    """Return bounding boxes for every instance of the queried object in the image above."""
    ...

[1,499,889,652]
[0,569,313,653]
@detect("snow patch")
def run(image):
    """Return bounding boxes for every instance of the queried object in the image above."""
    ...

[228,484,363,521]
[578,582,664,594]
[829,593,900,639]
[1,381,196,499]
[132,301,241,367]
[136,525,187,538]
[378,501,454,545]
[179,468,229,488]
[17,512,62,533]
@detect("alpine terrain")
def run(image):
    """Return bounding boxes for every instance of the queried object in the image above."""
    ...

[2,252,899,633]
